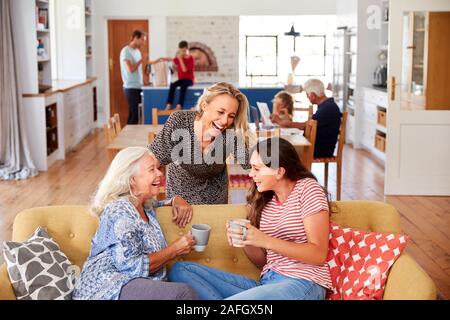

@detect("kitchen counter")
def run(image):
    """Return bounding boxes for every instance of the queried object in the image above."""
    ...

[23,78,97,97]
[142,85,283,124]
[371,85,387,93]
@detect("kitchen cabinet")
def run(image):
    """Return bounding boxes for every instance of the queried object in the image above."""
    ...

[22,79,96,171]
[359,87,387,162]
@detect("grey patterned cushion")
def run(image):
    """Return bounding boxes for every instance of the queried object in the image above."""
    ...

[2,227,77,300]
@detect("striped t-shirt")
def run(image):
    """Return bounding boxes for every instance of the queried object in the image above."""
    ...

[260,178,332,289]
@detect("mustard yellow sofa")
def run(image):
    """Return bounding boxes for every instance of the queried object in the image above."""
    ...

[0,201,436,300]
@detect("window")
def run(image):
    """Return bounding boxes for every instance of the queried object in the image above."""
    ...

[245,35,278,77]
[294,35,326,76]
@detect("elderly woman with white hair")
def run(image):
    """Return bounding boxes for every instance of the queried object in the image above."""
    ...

[72,147,197,300]
[271,78,341,158]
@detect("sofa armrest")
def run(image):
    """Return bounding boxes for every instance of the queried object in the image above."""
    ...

[383,253,436,300]
[0,264,16,300]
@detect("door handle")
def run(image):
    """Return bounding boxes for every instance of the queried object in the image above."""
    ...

[390,76,396,101]
[109,58,114,70]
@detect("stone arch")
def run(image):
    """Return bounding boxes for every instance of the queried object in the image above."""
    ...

[188,42,218,72]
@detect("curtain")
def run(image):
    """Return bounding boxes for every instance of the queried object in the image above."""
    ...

[0,0,38,180]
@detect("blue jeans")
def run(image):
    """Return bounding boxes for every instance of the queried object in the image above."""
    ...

[168,262,326,300]
[123,88,142,124]
[166,79,193,108]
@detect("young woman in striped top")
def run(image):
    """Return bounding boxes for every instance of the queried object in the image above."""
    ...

[169,137,332,300]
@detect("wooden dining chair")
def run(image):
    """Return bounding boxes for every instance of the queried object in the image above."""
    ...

[104,122,119,162]
[313,112,348,200]
[148,132,156,144]
[103,123,117,145]
[256,127,281,139]
[294,105,314,120]
[297,119,317,172]
[147,131,166,200]
[152,108,177,127]
[226,155,253,203]
[109,113,122,135]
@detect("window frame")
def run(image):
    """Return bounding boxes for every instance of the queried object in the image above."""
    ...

[245,35,279,77]
[294,35,327,77]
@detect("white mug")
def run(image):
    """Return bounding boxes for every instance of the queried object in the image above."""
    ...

[191,224,211,252]
[228,218,250,248]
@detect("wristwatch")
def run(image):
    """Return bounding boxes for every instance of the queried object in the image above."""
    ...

[162,196,175,206]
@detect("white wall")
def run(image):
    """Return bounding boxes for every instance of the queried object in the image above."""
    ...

[54,0,87,80]
[336,0,358,27]
[91,0,336,124]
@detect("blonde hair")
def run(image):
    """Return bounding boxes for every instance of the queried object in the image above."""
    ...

[275,91,294,115]
[90,147,154,216]
[304,79,325,97]
[196,82,250,144]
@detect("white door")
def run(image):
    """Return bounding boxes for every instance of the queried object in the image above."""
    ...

[385,0,450,195]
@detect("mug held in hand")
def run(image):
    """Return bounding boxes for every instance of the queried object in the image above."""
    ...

[228,218,250,248]
[191,224,211,252]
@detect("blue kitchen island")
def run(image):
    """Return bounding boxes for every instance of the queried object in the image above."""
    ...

[142,85,283,124]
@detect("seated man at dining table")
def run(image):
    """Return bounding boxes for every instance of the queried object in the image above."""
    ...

[271,79,341,158]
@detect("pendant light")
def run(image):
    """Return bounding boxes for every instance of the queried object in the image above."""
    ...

[284,24,300,37]
[285,24,300,51]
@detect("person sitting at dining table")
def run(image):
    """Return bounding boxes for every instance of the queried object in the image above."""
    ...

[148,82,252,205]
[272,91,294,121]
[271,79,341,158]
[72,146,197,300]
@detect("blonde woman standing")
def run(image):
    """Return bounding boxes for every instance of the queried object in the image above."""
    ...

[73,147,197,300]
[149,82,251,204]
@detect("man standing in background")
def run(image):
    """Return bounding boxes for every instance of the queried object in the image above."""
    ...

[120,30,160,124]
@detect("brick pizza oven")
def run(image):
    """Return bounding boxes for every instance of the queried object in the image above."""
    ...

[188,42,218,72]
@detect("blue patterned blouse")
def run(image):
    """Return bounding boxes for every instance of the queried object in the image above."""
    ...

[72,198,168,300]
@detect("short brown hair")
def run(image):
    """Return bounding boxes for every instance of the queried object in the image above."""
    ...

[275,91,294,115]
[178,40,188,49]
[131,30,146,40]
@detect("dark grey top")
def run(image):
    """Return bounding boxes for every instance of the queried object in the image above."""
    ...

[149,111,250,204]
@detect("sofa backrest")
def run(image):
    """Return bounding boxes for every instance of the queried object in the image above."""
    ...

[156,204,261,280]
[330,201,402,234]
[11,200,402,276]
[156,201,403,279]
[12,206,98,269]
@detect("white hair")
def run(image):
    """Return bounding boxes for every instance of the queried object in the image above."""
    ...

[304,79,325,97]
[90,146,154,216]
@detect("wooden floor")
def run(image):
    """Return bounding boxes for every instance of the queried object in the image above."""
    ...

[0,129,449,299]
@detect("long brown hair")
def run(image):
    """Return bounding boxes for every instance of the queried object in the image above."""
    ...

[246,137,330,228]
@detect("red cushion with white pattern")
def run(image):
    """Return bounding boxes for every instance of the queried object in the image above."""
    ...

[326,222,408,300]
